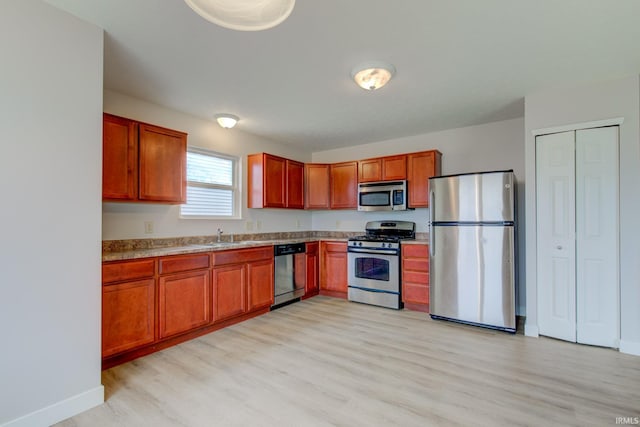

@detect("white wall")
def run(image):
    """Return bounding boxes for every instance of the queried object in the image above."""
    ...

[524,75,640,356]
[0,1,104,425]
[103,90,313,240]
[312,118,526,314]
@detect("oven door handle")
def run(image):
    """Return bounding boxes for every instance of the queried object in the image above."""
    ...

[347,247,398,256]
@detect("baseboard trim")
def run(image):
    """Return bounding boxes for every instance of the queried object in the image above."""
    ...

[524,324,539,337]
[619,340,640,356]
[1,385,104,427]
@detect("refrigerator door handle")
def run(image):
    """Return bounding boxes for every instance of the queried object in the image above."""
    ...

[429,189,435,257]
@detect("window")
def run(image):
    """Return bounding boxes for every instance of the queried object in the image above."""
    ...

[180,147,239,218]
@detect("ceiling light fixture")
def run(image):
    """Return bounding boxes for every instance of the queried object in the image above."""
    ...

[183,0,296,31]
[215,113,239,129]
[351,62,396,91]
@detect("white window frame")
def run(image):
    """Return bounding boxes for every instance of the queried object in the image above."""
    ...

[180,147,241,219]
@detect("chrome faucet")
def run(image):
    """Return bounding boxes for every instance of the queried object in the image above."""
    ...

[217,227,223,242]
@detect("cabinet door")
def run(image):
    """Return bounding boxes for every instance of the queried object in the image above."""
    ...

[103,113,137,200]
[358,158,382,182]
[330,161,358,209]
[247,259,274,311]
[138,123,187,203]
[402,244,430,306]
[286,160,304,209]
[320,241,348,293]
[212,264,247,322]
[158,270,211,338]
[305,242,319,297]
[407,150,441,208]
[102,279,155,357]
[305,164,330,209]
[382,155,407,180]
[264,154,286,208]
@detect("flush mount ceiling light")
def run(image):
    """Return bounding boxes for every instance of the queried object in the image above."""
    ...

[351,62,396,91]
[215,114,239,129]
[184,0,295,31]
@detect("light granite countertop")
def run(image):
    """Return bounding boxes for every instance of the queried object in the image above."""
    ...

[102,236,349,262]
[400,239,429,245]
[102,231,428,262]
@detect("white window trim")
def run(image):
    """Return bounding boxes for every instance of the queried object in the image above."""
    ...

[180,146,242,220]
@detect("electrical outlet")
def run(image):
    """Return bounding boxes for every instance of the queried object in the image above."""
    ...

[245,221,253,231]
[256,220,262,230]
[336,220,341,229]
[144,221,154,234]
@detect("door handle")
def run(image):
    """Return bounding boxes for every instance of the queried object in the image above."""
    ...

[429,225,435,258]
[429,190,435,257]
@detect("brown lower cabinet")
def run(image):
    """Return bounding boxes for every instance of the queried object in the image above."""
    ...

[212,247,274,322]
[102,247,274,369]
[401,243,430,312]
[102,258,157,358]
[102,278,156,358]
[304,241,319,298]
[158,253,211,338]
[319,241,348,298]
[158,270,211,339]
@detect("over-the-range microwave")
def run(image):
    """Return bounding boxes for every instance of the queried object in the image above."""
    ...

[357,180,410,211]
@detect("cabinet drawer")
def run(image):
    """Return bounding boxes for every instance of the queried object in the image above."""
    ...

[212,247,273,266]
[403,258,429,273]
[102,258,156,284]
[403,270,429,285]
[402,244,428,257]
[159,253,210,275]
[403,282,429,305]
[322,241,347,253]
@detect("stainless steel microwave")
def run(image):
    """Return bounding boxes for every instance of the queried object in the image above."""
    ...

[357,180,409,211]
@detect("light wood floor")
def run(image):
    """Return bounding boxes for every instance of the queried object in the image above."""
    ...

[58,297,640,427]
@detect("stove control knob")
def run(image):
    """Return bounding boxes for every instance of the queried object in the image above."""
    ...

[358,242,362,247]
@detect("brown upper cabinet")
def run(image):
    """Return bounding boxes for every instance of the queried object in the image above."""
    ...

[248,153,304,209]
[407,150,442,208]
[103,113,187,203]
[286,159,305,209]
[249,149,440,210]
[358,155,407,182]
[304,163,330,209]
[330,161,358,209]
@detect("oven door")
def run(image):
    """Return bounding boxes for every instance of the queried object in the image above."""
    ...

[347,249,399,292]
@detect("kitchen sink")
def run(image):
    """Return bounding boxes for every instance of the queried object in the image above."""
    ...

[191,240,270,248]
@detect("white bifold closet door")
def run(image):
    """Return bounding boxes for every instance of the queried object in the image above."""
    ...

[536,126,619,348]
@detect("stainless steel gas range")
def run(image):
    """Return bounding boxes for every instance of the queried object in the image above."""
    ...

[347,220,416,309]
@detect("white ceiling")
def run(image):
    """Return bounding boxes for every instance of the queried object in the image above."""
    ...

[47,0,640,151]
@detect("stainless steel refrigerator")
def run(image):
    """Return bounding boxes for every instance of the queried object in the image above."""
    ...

[429,170,516,332]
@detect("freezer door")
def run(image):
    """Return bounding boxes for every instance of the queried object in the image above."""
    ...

[430,171,515,223]
[429,224,515,330]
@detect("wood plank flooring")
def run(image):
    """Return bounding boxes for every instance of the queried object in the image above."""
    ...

[58,297,640,427]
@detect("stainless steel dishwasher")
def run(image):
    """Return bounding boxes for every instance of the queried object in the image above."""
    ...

[272,242,306,308]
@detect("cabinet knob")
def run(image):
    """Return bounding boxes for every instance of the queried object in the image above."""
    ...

[556,245,562,250]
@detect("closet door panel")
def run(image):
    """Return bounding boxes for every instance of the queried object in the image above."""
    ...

[575,126,619,347]
[536,131,577,343]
